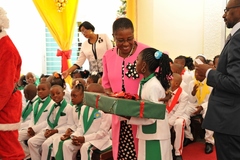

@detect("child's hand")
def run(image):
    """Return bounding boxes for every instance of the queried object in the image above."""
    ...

[71,136,81,146]
[193,106,203,115]
[60,128,73,141]
[44,129,51,138]
[104,88,113,96]
[61,134,70,141]
[65,128,73,135]
[191,84,199,96]
[27,127,35,137]
[71,136,85,146]
[44,129,58,138]
[158,91,172,104]
[77,136,85,143]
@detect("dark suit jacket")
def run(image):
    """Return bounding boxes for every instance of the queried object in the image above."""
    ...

[202,28,240,136]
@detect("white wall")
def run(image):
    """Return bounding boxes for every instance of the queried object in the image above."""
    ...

[137,0,226,61]
[203,0,226,59]
[77,0,120,40]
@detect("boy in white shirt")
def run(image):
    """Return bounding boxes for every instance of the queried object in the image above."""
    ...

[27,85,74,160]
[19,82,54,159]
[20,84,38,130]
[62,83,112,160]
[183,69,214,154]
[52,81,85,159]
[167,73,188,160]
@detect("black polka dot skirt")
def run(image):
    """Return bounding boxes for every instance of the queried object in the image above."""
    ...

[117,120,137,160]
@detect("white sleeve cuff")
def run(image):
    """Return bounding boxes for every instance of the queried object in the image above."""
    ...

[206,68,212,77]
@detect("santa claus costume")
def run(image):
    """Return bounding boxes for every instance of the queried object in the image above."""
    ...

[0,7,25,160]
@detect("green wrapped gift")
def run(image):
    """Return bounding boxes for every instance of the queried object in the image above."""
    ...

[83,92,166,119]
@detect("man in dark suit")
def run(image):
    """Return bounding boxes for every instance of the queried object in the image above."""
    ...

[195,0,240,159]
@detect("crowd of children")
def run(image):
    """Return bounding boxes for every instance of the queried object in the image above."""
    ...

[17,51,220,160]
[18,69,107,160]
[168,54,219,160]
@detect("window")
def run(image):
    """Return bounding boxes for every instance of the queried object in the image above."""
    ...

[45,24,80,75]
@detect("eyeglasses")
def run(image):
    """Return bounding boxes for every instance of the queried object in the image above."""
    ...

[115,37,134,44]
[224,4,240,13]
[79,28,89,34]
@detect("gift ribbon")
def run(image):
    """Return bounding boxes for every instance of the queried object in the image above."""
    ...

[95,95,100,109]
[111,91,140,100]
[56,49,72,72]
[109,101,116,113]
[139,101,145,118]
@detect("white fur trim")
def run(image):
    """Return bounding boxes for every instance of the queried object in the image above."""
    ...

[0,122,21,131]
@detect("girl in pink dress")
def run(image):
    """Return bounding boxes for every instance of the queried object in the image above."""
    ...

[102,17,148,160]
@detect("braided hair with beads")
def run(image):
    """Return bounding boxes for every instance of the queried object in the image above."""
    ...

[74,80,85,93]
[140,48,172,91]
[175,55,194,71]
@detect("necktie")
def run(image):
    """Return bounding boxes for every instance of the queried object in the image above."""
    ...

[195,80,210,104]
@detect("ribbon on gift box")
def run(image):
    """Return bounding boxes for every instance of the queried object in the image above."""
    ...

[139,101,145,118]
[84,91,166,119]
[110,91,139,100]
[110,92,145,117]
[95,95,100,109]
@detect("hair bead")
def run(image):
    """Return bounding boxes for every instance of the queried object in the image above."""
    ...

[154,51,162,59]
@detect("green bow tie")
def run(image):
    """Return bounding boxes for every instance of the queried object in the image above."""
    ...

[54,103,61,108]
[28,100,33,104]
[38,99,45,104]
[75,103,83,112]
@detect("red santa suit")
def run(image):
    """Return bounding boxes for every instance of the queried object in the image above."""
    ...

[0,7,25,160]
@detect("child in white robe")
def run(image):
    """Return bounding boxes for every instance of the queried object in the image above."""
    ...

[52,81,85,159]
[19,82,54,159]
[19,84,38,130]
[128,48,173,160]
[62,83,112,160]
[167,73,188,159]
[27,85,74,160]
[184,68,214,154]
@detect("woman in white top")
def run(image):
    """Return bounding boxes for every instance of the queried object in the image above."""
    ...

[62,21,113,78]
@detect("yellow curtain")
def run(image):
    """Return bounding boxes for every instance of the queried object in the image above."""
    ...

[32,0,79,86]
[126,0,136,38]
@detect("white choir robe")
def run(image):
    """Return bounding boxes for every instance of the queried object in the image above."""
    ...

[167,88,188,156]
[128,77,172,160]
[18,97,55,159]
[52,104,81,157]
[182,68,194,85]
[62,105,112,160]
[180,80,188,94]
[27,102,74,160]
[19,96,38,130]
[184,79,214,144]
